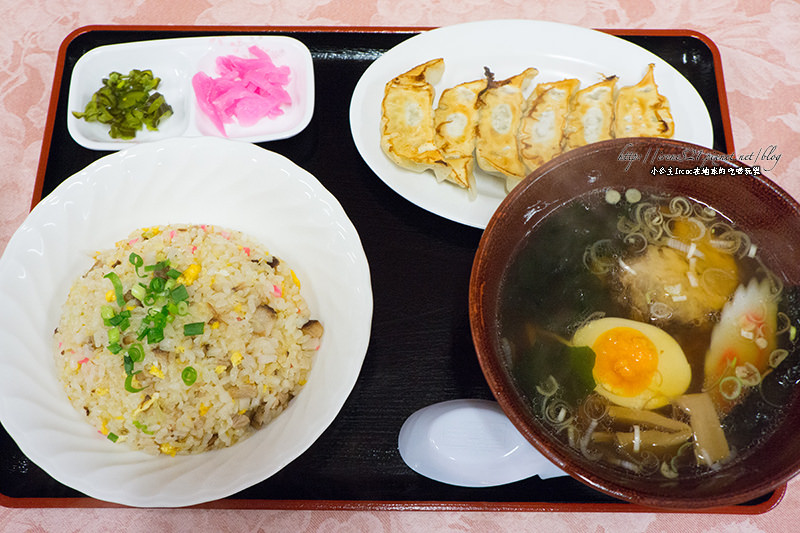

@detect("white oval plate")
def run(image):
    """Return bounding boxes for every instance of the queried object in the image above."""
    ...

[350,20,714,229]
[67,35,314,150]
[0,137,372,507]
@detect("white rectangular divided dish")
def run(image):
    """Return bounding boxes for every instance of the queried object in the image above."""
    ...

[67,35,314,150]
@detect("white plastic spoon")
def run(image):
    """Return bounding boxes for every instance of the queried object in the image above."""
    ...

[398,399,567,487]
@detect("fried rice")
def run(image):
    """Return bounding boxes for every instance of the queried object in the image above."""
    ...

[54,224,322,455]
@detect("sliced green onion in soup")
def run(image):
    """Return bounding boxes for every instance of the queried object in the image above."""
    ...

[719,376,743,400]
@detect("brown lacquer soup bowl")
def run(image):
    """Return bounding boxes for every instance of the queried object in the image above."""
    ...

[470,138,800,509]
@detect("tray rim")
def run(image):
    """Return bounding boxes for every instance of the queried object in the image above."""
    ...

[0,488,786,513]
[16,23,761,514]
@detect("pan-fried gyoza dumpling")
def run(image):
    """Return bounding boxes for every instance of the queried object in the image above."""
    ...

[613,64,674,139]
[562,75,618,151]
[380,58,450,180]
[475,67,538,191]
[517,78,580,173]
[434,78,486,198]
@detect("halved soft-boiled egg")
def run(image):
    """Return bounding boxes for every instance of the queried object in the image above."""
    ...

[572,317,691,410]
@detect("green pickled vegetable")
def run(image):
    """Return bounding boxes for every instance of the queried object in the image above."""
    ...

[72,69,173,139]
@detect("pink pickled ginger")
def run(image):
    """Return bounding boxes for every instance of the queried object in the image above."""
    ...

[192,45,292,136]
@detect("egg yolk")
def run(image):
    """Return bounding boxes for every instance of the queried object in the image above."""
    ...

[592,327,659,397]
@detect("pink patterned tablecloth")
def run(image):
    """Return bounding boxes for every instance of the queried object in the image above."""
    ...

[2,0,799,531]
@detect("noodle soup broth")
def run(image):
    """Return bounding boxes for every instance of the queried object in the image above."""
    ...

[498,188,799,482]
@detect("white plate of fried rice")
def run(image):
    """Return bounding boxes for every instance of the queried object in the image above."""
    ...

[0,136,372,507]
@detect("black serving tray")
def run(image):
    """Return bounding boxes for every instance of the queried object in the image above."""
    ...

[2,25,782,512]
